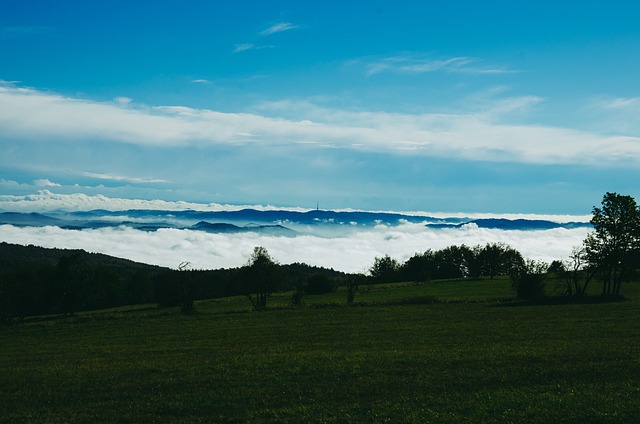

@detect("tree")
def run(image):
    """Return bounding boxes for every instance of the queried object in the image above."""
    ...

[239,247,283,310]
[477,243,524,279]
[401,250,436,282]
[178,261,195,314]
[559,247,596,297]
[584,192,640,296]
[369,255,400,284]
[345,273,368,305]
[433,245,475,279]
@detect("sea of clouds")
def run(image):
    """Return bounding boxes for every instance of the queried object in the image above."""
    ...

[0,191,593,272]
[0,221,590,273]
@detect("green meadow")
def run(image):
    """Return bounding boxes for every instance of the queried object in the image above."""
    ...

[1,278,639,423]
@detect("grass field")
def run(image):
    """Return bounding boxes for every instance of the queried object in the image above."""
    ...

[1,278,639,423]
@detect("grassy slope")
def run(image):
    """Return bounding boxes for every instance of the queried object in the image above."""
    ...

[1,279,639,423]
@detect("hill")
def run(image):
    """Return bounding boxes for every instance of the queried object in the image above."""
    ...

[0,241,165,276]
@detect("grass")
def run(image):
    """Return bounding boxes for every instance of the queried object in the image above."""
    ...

[1,279,640,423]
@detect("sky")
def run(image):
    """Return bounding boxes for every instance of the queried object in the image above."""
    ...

[2,0,640,215]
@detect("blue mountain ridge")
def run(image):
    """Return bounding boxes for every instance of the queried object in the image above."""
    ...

[1,210,592,233]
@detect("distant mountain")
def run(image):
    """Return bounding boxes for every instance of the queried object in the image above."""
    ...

[190,221,296,236]
[1,210,591,233]
[0,212,64,227]
[70,208,445,226]
[426,218,591,230]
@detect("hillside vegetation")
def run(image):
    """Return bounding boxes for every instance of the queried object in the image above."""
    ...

[2,192,640,422]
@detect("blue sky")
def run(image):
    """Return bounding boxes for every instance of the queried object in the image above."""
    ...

[2,0,640,214]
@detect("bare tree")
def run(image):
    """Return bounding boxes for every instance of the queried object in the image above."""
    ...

[177,261,195,314]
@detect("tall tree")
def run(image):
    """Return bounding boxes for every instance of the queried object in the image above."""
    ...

[239,247,283,310]
[584,192,640,296]
[178,261,195,314]
[477,243,524,279]
[345,273,368,305]
[369,255,400,283]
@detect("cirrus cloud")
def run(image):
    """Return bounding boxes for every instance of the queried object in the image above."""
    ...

[259,22,299,36]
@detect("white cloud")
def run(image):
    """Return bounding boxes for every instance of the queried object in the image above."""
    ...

[586,96,640,135]
[0,190,311,213]
[259,22,298,36]
[33,179,61,187]
[234,43,256,53]
[2,85,639,166]
[361,54,515,76]
[81,172,168,184]
[0,221,590,273]
[233,43,274,53]
[190,79,212,84]
[598,97,640,110]
[113,96,132,105]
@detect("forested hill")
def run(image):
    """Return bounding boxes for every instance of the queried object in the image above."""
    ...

[0,241,348,320]
[0,242,165,277]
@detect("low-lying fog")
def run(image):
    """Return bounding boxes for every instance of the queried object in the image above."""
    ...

[0,221,590,273]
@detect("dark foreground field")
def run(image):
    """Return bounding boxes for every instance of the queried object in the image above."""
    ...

[1,279,639,423]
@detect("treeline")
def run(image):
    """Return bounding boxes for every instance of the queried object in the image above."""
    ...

[2,192,639,322]
[370,243,525,284]
[0,240,535,322]
[0,242,346,323]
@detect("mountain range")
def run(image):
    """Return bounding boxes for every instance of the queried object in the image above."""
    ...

[0,209,592,235]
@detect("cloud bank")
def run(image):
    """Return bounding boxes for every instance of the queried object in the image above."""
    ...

[0,222,590,273]
[2,85,639,167]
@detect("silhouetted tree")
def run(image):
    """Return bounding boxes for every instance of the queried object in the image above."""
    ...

[178,262,195,314]
[477,243,524,279]
[433,245,472,279]
[558,247,596,297]
[401,250,436,282]
[239,247,283,310]
[369,255,400,283]
[584,192,640,296]
[346,273,368,304]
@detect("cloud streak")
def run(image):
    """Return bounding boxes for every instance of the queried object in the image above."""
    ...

[361,54,515,76]
[259,22,299,36]
[81,172,168,184]
[0,191,311,213]
[1,85,639,167]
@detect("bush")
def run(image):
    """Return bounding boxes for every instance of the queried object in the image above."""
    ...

[511,260,548,299]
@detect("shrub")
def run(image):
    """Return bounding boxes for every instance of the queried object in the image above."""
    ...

[511,260,548,299]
